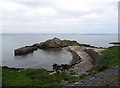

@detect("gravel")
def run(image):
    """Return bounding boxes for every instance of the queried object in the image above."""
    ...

[65,65,119,87]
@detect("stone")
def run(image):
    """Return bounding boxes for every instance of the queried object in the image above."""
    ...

[38,37,80,49]
[14,37,88,56]
[14,46,37,56]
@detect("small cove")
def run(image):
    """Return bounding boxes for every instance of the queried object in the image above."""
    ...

[3,48,72,70]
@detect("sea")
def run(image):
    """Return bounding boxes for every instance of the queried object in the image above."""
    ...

[0,34,118,70]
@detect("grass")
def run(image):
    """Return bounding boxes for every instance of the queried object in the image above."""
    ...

[2,68,80,87]
[2,46,120,87]
[2,68,99,87]
[98,46,120,72]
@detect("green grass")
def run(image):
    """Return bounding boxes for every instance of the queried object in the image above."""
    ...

[2,68,100,87]
[98,46,120,72]
[2,68,80,87]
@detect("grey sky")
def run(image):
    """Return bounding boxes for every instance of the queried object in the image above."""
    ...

[0,0,119,34]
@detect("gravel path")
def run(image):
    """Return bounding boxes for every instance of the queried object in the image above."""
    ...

[65,65,119,87]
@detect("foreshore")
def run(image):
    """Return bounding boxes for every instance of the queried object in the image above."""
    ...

[64,46,105,75]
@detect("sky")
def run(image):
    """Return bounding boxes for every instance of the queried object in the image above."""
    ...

[0,0,119,34]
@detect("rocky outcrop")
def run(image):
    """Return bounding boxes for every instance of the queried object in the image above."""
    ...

[14,46,37,56]
[2,66,24,71]
[39,38,63,49]
[14,37,80,56]
[109,42,120,45]
[39,37,80,49]
[14,37,104,56]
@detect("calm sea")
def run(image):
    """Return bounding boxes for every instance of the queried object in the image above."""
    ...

[0,34,118,70]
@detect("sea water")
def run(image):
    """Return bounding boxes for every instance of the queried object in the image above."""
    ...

[1,34,118,70]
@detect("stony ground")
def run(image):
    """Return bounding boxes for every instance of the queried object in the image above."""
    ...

[64,46,104,76]
[65,65,119,87]
[66,46,93,75]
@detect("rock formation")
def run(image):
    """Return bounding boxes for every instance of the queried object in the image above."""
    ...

[39,37,80,49]
[14,46,37,56]
[14,37,80,56]
[109,42,120,45]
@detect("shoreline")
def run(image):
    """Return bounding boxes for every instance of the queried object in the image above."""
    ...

[64,46,104,75]
[3,38,105,74]
[2,45,105,74]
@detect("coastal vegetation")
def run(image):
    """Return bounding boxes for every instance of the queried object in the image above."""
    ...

[2,66,100,87]
[98,46,120,72]
[2,68,79,87]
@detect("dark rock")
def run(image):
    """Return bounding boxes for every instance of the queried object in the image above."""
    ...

[32,43,41,48]
[39,37,80,49]
[62,40,80,47]
[14,37,80,56]
[80,44,91,47]
[84,49,100,70]
[40,37,62,49]
[52,63,58,71]
[109,42,120,45]
[52,63,70,72]
[14,46,37,56]
[2,66,24,71]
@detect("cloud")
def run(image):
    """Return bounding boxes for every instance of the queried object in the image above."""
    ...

[0,1,57,18]
[54,0,91,13]
[0,0,118,33]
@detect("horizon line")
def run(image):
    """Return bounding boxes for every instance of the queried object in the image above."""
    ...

[0,33,119,35]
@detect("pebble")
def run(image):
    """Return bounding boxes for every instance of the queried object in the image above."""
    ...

[65,65,119,87]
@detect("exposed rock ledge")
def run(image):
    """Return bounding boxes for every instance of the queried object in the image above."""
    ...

[109,42,120,45]
[14,37,80,56]
[14,37,104,56]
